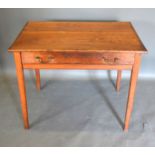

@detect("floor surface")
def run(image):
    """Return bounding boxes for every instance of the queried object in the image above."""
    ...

[0,74,155,146]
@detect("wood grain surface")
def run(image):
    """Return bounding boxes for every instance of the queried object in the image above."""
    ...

[8,21,147,53]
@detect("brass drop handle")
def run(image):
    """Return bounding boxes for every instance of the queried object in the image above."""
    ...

[35,56,42,63]
[102,57,110,63]
[114,57,119,63]
[35,56,54,63]
[102,57,119,63]
[47,56,54,62]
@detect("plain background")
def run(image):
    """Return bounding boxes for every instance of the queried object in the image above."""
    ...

[0,8,154,79]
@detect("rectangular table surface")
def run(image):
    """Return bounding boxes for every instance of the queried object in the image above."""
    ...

[8,21,147,53]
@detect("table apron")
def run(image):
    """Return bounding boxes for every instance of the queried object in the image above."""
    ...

[23,64,132,70]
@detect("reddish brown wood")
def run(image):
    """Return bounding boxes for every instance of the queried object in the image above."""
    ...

[8,22,147,53]
[23,64,132,70]
[35,69,41,90]
[14,52,29,129]
[116,70,122,91]
[21,52,134,65]
[124,54,141,131]
[8,21,147,130]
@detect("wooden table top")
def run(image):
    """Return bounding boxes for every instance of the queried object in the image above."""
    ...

[9,21,147,53]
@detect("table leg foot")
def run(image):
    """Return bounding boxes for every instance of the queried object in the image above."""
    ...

[123,127,128,132]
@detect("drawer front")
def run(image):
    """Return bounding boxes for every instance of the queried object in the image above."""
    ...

[21,52,134,65]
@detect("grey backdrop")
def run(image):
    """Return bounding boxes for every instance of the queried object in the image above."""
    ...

[0,8,154,79]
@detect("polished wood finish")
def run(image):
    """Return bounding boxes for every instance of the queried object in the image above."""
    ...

[9,21,147,131]
[14,52,29,129]
[22,52,134,65]
[124,54,141,131]
[35,69,41,90]
[9,22,147,53]
[116,70,122,91]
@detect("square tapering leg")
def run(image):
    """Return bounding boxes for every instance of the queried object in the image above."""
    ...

[116,70,122,91]
[124,54,141,131]
[14,52,29,129]
[35,69,41,90]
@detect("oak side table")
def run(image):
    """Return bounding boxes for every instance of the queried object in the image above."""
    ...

[8,21,147,131]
